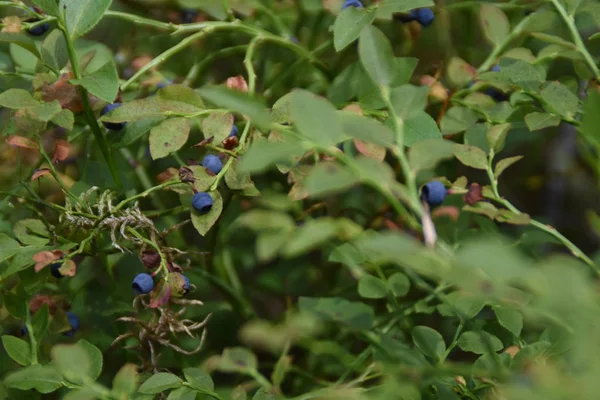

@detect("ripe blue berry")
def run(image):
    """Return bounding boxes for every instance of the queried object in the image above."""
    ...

[192,192,213,214]
[415,8,435,27]
[28,23,50,36]
[101,103,126,131]
[21,327,28,336]
[491,65,501,72]
[182,275,190,295]
[63,312,80,337]
[132,273,155,295]
[50,262,64,279]
[181,8,198,24]
[342,0,363,9]
[421,181,447,207]
[229,125,238,137]
[484,87,508,102]
[202,154,223,175]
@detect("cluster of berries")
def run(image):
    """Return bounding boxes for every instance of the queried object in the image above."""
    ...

[341,1,435,27]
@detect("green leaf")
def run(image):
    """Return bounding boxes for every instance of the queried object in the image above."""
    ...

[494,306,523,336]
[486,123,511,152]
[202,111,234,142]
[138,373,183,394]
[52,109,75,130]
[0,233,20,264]
[494,155,523,178]
[298,297,374,330]
[282,218,362,258]
[225,159,254,190]
[390,84,429,119]
[77,340,103,381]
[100,98,163,123]
[252,388,282,400]
[70,61,119,103]
[339,112,395,147]
[32,305,49,346]
[412,326,446,362]
[41,29,68,71]
[0,33,41,59]
[112,364,139,396]
[495,209,531,225]
[0,89,40,109]
[149,118,190,160]
[479,4,509,46]
[524,112,561,131]
[157,84,205,109]
[388,272,410,297]
[441,107,478,135]
[198,86,270,131]
[218,347,258,373]
[447,57,477,88]
[14,219,50,246]
[304,162,360,198]
[358,25,395,88]
[240,136,306,173]
[358,275,388,299]
[32,0,61,16]
[376,0,434,15]
[60,0,112,39]
[290,89,344,146]
[183,368,214,392]
[167,387,198,400]
[51,344,93,384]
[403,111,442,147]
[580,89,600,147]
[333,7,376,51]
[190,191,223,236]
[498,58,545,91]
[457,331,503,354]
[27,101,62,122]
[3,364,62,394]
[540,81,579,119]
[453,144,488,170]
[1,335,31,366]
[408,139,455,173]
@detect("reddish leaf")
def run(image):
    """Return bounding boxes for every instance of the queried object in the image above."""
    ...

[463,183,484,206]
[41,73,83,112]
[29,294,58,315]
[6,135,39,150]
[31,168,51,181]
[156,167,178,183]
[149,280,172,308]
[226,75,249,92]
[52,139,70,164]
[353,139,385,161]
[432,206,460,221]
[33,250,64,272]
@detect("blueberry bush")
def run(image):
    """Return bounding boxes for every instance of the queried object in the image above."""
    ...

[1,0,600,399]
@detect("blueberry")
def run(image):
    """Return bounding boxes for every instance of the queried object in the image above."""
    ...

[101,103,126,131]
[132,273,155,295]
[484,87,508,102]
[182,275,190,295]
[229,125,238,137]
[50,262,63,279]
[415,8,435,27]
[342,0,363,9]
[181,8,198,23]
[421,181,447,207]
[28,23,50,36]
[491,65,501,72]
[192,192,213,214]
[201,154,223,175]
[397,13,416,23]
[63,312,80,337]
[20,326,28,336]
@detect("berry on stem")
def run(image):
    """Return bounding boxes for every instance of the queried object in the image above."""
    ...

[63,312,80,337]
[414,8,435,27]
[202,154,223,175]
[181,8,198,24]
[229,125,238,137]
[192,192,213,214]
[101,103,126,131]
[132,273,155,295]
[50,262,64,279]
[342,0,363,9]
[421,181,447,207]
[182,275,190,295]
[28,23,50,36]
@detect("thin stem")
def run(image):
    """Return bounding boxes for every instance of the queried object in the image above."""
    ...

[549,0,600,80]
[477,13,534,73]
[59,19,121,187]
[113,180,180,212]
[126,227,170,279]
[25,307,38,365]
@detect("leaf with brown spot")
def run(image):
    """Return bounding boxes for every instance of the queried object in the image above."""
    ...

[149,280,172,308]
[52,139,70,164]
[149,118,190,160]
[58,259,76,277]
[31,168,51,181]
[6,135,39,150]
[1,16,22,33]
[41,73,83,112]
[353,139,385,161]
[33,250,64,272]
